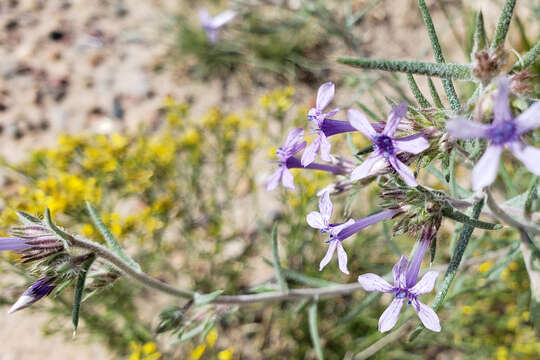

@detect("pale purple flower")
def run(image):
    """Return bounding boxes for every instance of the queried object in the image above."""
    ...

[348,103,430,187]
[307,192,400,274]
[0,236,31,252]
[198,8,237,44]
[0,226,65,262]
[302,82,360,166]
[267,128,346,191]
[357,239,441,332]
[8,277,56,314]
[446,77,540,190]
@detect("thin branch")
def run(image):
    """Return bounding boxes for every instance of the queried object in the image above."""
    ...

[486,188,540,235]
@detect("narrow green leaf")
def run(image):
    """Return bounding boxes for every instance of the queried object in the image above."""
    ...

[441,206,501,230]
[346,133,359,156]
[271,223,288,292]
[308,300,324,360]
[341,292,381,322]
[513,40,540,71]
[472,11,488,54]
[499,161,519,198]
[525,177,539,219]
[176,322,207,343]
[86,201,141,272]
[16,211,41,225]
[356,102,382,122]
[427,78,444,109]
[72,254,95,334]
[417,0,461,111]
[356,145,375,156]
[194,290,224,306]
[337,58,471,80]
[406,73,431,108]
[491,0,516,49]
[410,199,485,341]
[44,208,72,249]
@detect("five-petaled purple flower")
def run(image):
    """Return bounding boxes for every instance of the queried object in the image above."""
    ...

[302,83,364,166]
[307,192,400,274]
[348,103,430,187]
[267,128,346,191]
[446,76,540,191]
[357,239,441,332]
[198,8,237,44]
[8,277,56,314]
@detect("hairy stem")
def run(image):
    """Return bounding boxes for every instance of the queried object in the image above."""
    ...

[486,188,540,235]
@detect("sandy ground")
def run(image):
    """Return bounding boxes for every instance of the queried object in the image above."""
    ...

[0,0,537,358]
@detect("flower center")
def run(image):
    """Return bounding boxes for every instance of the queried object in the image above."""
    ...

[488,121,517,145]
[375,135,395,158]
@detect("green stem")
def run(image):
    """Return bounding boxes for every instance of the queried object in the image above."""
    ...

[417,0,461,111]
[308,300,324,360]
[271,223,288,292]
[441,207,500,230]
[337,58,471,80]
[491,0,517,49]
[72,254,96,334]
[427,78,444,108]
[513,40,540,71]
[407,73,431,108]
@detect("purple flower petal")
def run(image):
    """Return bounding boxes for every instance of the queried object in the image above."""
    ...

[508,142,540,175]
[471,145,503,191]
[405,238,431,288]
[378,298,406,332]
[350,153,382,181]
[319,133,332,162]
[515,101,540,135]
[8,277,55,314]
[336,242,349,275]
[493,77,512,124]
[0,237,30,251]
[307,211,326,230]
[382,103,407,137]
[410,271,439,296]
[319,192,333,223]
[446,117,491,139]
[329,219,356,238]
[324,108,340,119]
[336,211,397,241]
[210,10,236,28]
[348,109,377,141]
[301,137,320,167]
[394,135,430,154]
[392,255,408,288]
[198,8,211,24]
[266,168,283,191]
[319,240,337,271]
[281,168,295,190]
[388,156,418,187]
[285,128,305,148]
[357,273,393,292]
[316,82,335,111]
[412,298,441,332]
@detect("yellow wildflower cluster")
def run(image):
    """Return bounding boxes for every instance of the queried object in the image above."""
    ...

[259,85,294,119]
[128,342,161,360]
[188,329,234,360]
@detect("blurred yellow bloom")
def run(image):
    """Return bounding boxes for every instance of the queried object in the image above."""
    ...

[217,348,234,360]
[189,344,206,360]
[128,342,161,360]
[496,346,508,360]
[478,261,493,273]
[206,328,218,347]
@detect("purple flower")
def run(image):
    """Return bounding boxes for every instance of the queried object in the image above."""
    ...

[357,239,441,332]
[348,103,430,187]
[302,82,355,166]
[0,236,31,252]
[446,77,540,190]
[0,226,65,262]
[307,192,400,274]
[8,277,56,314]
[267,128,346,191]
[198,8,236,44]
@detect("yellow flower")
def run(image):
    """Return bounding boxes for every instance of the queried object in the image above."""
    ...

[478,261,493,273]
[496,346,508,360]
[206,328,218,348]
[217,348,234,360]
[82,224,94,236]
[460,306,474,315]
[189,344,206,360]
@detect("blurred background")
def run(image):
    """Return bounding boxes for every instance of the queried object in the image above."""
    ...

[0,0,539,359]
